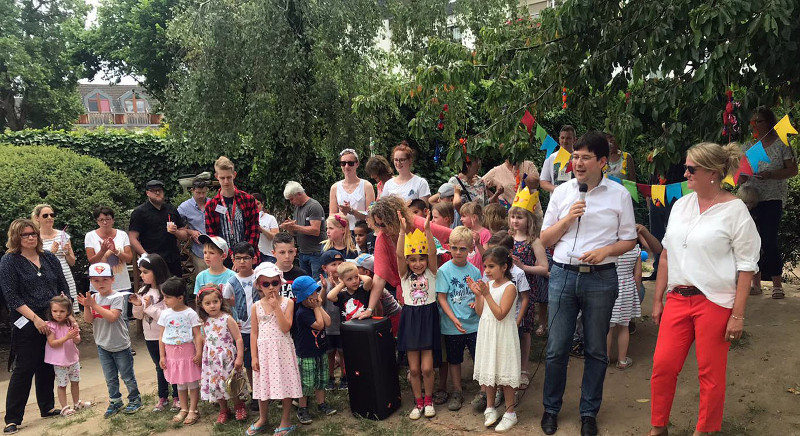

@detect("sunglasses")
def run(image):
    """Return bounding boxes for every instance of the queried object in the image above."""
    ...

[259,279,282,288]
[20,232,38,239]
[684,164,698,174]
[40,213,56,219]
[340,161,357,167]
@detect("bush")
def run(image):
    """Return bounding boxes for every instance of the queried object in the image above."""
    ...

[0,145,138,287]
[780,176,800,275]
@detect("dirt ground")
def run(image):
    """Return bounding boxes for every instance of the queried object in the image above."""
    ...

[2,279,800,436]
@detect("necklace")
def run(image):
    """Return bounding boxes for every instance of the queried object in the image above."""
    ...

[23,255,42,277]
[682,190,723,248]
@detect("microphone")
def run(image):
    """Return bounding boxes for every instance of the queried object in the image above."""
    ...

[578,183,588,222]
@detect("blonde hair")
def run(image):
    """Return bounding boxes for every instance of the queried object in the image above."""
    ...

[30,204,54,229]
[737,185,758,209]
[367,195,414,237]
[432,202,454,226]
[483,203,508,233]
[686,142,741,181]
[336,261,358,278]
[508,206,541,245]
[448,226,474,248]
[214,156,235,172]
[459,201,483,222]
[322,215,357,252]
[6,219,43,254]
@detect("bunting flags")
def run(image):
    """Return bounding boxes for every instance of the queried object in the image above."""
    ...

[535,124,547,142]
[541,135,558,156]
[651,185,666,207]
[774,115,798,146]
[665,183,682,203]
[744,141,770,173]
[521,110,535,134]
[622,179,639,202]
[553,146,571,169]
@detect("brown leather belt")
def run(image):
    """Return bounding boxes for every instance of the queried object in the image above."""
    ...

[553,262,616,274]
[671,285,703,297]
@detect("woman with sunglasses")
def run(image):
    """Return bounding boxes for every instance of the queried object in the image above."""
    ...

[1,219,77,434]
[31,204,78,313]
[647,142,760,436]
[329,148,375,231]
[380,141,431,203]
[740,106,798,299]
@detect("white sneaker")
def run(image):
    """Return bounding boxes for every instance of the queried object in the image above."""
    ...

[424,404,436,418]
[409,406,422,420]
[495,413,518,433]
[484,407,500,427]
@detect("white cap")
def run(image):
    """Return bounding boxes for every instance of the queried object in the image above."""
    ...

[253,262,284,282]
[89,262,113,277]
[198,234,229,254]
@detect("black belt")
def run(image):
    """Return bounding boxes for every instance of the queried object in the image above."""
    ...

[671,285,703,297]
[553,262,616,273]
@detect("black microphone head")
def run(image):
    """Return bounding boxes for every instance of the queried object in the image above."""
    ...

[578,183,588,193]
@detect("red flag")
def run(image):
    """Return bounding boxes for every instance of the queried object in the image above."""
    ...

[733,156,754,184]
[565,161,573,173]
[521,110,535,134]
[636,183,651,198]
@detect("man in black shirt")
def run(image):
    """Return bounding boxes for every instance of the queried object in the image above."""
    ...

[128,180,189,277]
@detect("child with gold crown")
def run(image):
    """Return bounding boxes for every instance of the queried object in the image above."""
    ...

[395,210,440,420]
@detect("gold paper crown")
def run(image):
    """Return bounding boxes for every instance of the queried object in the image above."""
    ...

[511,186,539,213]
[404,229,428,256]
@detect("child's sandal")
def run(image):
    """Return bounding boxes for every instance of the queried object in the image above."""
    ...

[73,400,94,410]
[183,410,200,425]
[172,409,188,423]
[60,406,75,416]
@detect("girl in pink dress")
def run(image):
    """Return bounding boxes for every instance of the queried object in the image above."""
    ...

[247,263,302,436]
[157,277,203,425]
[45,295,93,416]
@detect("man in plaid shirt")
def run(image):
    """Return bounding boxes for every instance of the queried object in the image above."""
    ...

[204,156,260,266]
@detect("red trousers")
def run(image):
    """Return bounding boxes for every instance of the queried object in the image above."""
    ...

[650,292,732,432]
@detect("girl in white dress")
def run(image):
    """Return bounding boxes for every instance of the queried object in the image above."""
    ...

[468,246,520,433]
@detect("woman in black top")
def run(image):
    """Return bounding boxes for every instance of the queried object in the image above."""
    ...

[1,219,75,434]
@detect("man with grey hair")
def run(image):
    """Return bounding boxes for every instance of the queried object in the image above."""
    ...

[280,181,324,279]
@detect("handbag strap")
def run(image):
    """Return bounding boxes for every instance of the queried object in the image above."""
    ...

[455,176,473,203]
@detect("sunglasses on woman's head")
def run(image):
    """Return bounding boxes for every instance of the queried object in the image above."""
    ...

[684,165,697,174]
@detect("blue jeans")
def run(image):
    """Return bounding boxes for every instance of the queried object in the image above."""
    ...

[298,252,322,280]
[543,264,617,417]
[97,346,140,403]
[145,340,177,400]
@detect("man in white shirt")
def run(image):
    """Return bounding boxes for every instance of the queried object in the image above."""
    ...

[540,125,577,193]
[539,131,637,436]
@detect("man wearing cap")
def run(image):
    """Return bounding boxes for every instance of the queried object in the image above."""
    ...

[178,179,211,281]
[204,156,260,268]
[281,181,325,280]
[129,180,188,277]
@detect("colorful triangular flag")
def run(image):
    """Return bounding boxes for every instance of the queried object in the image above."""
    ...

[665,183,682,204]
[541,135,558,156]
[637,183,651,198]
[745,141,770,173]
[774,115,798,146]
[535,124,547,142]
[680,181,692,196]
[521,110,535,134]
[651,185,666,207]
[553,146,571,169]
[622,179,639,202]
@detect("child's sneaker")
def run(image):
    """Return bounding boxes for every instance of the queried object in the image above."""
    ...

[171,398,181,412]
[408,406,423,420]
[424,404,436,418]
[318,403,337,416]
[296,407,313,425]
[495,412,518,432]
[234,402,247,421]
[484,407,500,427]
[152,398,168,412]
[325,379,336,391]
[123,399,143,414]
[104,401,123,419]
[338,378,348,390]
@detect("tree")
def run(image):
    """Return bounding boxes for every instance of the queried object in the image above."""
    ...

[0,0,89,130]
[359,0,800,177]
[86,0,182,103]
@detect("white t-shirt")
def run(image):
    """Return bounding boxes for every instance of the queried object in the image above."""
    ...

[84,230,132,291]
[380,175,431,200]
[157,307,201,345]
[257,212,279,255]
[663,193,760,308]
[222,273,256,334]
[542,178,637,265]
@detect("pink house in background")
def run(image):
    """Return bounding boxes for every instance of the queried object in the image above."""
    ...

[76,84,163,129]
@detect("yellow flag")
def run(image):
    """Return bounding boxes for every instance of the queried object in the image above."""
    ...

[722,174,736,187]
[553,146,571,169]
[651,185,666,207]
[774,115,798,146]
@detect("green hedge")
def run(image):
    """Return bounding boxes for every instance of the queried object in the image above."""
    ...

[0,145,138,286]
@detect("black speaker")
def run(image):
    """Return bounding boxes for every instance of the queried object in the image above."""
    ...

[341,317,401,420]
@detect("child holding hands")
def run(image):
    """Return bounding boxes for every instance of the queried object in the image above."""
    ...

[45,295,92,416]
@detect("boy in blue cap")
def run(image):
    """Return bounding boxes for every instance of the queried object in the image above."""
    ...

[291,276,337,425]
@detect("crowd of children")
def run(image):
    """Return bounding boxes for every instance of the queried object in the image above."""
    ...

[48,178,650,436]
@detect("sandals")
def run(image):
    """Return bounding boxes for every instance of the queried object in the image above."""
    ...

[432,390,448,405]
[772,287,785,299]
[246,423,267,435]
[519,371,531,390]
[73,400,94,410]
[616,357,634,370]
[60,406,75,417]
[172,409,188,423]
[274,426,296,435]
[183,410,200,425]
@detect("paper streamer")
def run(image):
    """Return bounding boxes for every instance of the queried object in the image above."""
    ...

[651,185,666,206]
[541,135,558,156]
[665,183,682,203]
[774,115,798,146]
[745,141,770,173]
[622,179,639,202]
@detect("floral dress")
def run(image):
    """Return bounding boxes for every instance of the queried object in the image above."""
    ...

[201,314,248,401]
[513,240,549,304]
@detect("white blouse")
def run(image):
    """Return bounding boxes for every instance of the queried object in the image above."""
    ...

[663,193,761,308]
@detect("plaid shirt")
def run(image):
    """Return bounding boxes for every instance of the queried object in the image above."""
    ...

[204,188,260,262]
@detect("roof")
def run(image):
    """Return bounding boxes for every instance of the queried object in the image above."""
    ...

[78,83,159,113]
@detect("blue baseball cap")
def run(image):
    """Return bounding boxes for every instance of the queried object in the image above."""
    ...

[292,276,321,304]
[320,249,344,266]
